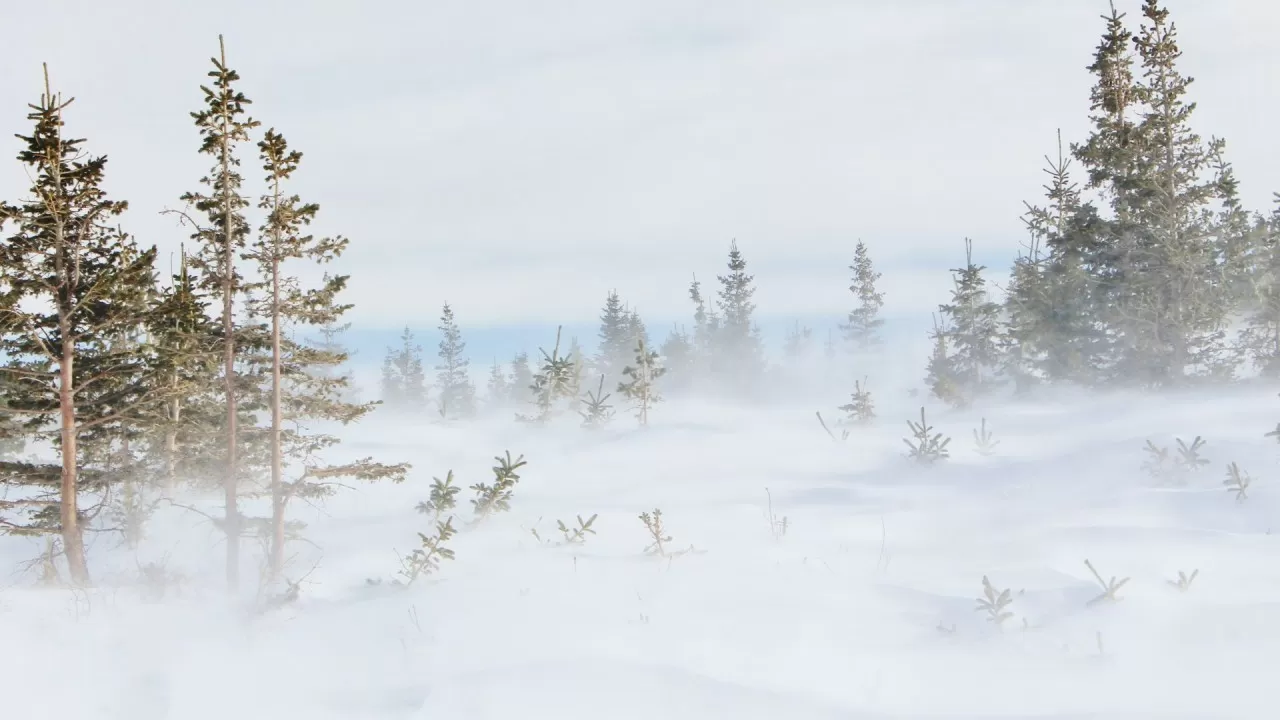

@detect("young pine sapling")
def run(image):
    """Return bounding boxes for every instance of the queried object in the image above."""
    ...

[973,418,999,457]
[416,470,460,522]
[579,375,615,429]
[975,575,1014,627]
[904,407,951,465]
[470,451,527,522]
[1224,462,1251,503]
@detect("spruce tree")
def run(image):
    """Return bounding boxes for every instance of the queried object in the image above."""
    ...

[435,303,476,419]
[783,321,813,360]
[508,352,534,406]
[714,240,765,385]
[0,68,159,585]
[596,290,631,382]
[688,273,719,377]
[520,327,577,423]
[933,240,1002,403]
[618,337,666,426]
[177,36,260,590]
[840,240,885,352]
[248,128,408,580]
[485,360,509,409]
[382,327,427,412]
[1239,200,1280,374]
[659,326,694,392]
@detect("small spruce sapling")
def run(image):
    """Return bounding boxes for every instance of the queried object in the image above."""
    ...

[1223,462,1251,503]
[416,471,460,522]
[1167,569,1199,592]
[904,407,951,464]
[617,337,665,426]
[398,517,456,585]
[973,418,999,457]
[470,451,527,521]
[557,514,598,545]
[838,378,876,425]
[975,576,1014,627]
[579,376,615,429]
[639,508,696,559]
[1142,436,1208,484]
[1083,559,1129,606]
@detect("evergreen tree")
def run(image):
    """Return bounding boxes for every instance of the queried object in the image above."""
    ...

[714,240,765,385]
[618,337,666,426]
[434,303,476,419]
[520,327,577,423]
[0,68,160,584]
[382,327,427,412]
[177,36,261,591]
[485,359,509,409]
[1238,199,1280,374]
[925,315,963,407]
[660,326,694,391]
[508,352,534,407]
[840,240,885,352]
[308,299,355,398]
[595,290,631,381]
[688,273,719,376]
[783,321,813,360]
[933,240,1002,403]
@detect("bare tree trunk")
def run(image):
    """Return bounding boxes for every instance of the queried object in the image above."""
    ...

[219,35,240,592]
[59,321,90,586]
[269,254,284,581]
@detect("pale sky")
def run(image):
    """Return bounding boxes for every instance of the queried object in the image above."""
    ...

[2,0,1278,331]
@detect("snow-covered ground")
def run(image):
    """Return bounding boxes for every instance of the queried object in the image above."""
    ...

[3,385,1279,719]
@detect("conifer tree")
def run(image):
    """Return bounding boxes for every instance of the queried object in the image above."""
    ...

[596,290,631,381]
[783,321,813,360]
[840,240,885,352]
[0,68,160,585]
[1238,200,1280,374]
[144,250,223,490]
[308,303,355,398]
[435,303,476,419]
[520,327,577,422]
[688,274,719,376]
[508,352,534,406]
[618,337,666,426]
[485,359,509,409]
[933,240,1002,403]
[660,326,694,391]
[248,128,408,580]
[177,36,261,590]
[714,241,765,385]
[925,315,963,407]
[382,327,427,412]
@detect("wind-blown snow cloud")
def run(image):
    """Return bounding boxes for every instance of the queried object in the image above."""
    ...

[2,0,1278,328]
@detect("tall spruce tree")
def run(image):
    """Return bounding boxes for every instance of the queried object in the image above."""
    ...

[382,327,427,412]
[596,290,631,381]
[933,240,1002,404]
[688,274,718,377]
[248,128,408,580]
[508,352,534,406]
[178,36,260,591]
[435,303,476,419]
[840,241,885,352]
[0,68,159,585]
[485,359,509,409]
[714,241,765,385]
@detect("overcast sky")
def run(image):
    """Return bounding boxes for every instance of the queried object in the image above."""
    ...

[2,0,1278,333]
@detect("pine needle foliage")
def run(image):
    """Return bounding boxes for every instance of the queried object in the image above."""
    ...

[1223,462,1251,503]
[838,379,875,425]
[975,576,1014,627]
[470,451,526,521]
[416,470,460,521]
[904,407,951,465]
[973,418,1000,457]
[579,375,615,429]
[398,516,456,585]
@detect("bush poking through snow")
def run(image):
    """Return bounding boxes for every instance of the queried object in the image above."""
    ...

[1083,559,1130,606]
[398,516,457,585]
[639,508,696,559]
[838,378,875,425]
[973,418,999,457]
[975,575,1014,627]
[417,471,460,522]
[1142,436,1208,484]
[471,451,527,522]
[1224,462,1251,503]
[558,514,598,545]
[1168,569,1199,592]
[904,407,951,464]
[579,376,615,429]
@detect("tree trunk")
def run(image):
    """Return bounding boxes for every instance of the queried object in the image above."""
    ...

[59,323,90,586]
[219,35,240,593]
[269,254,284,581]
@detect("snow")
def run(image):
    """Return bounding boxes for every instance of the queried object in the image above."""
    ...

[2,385,1279,719]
